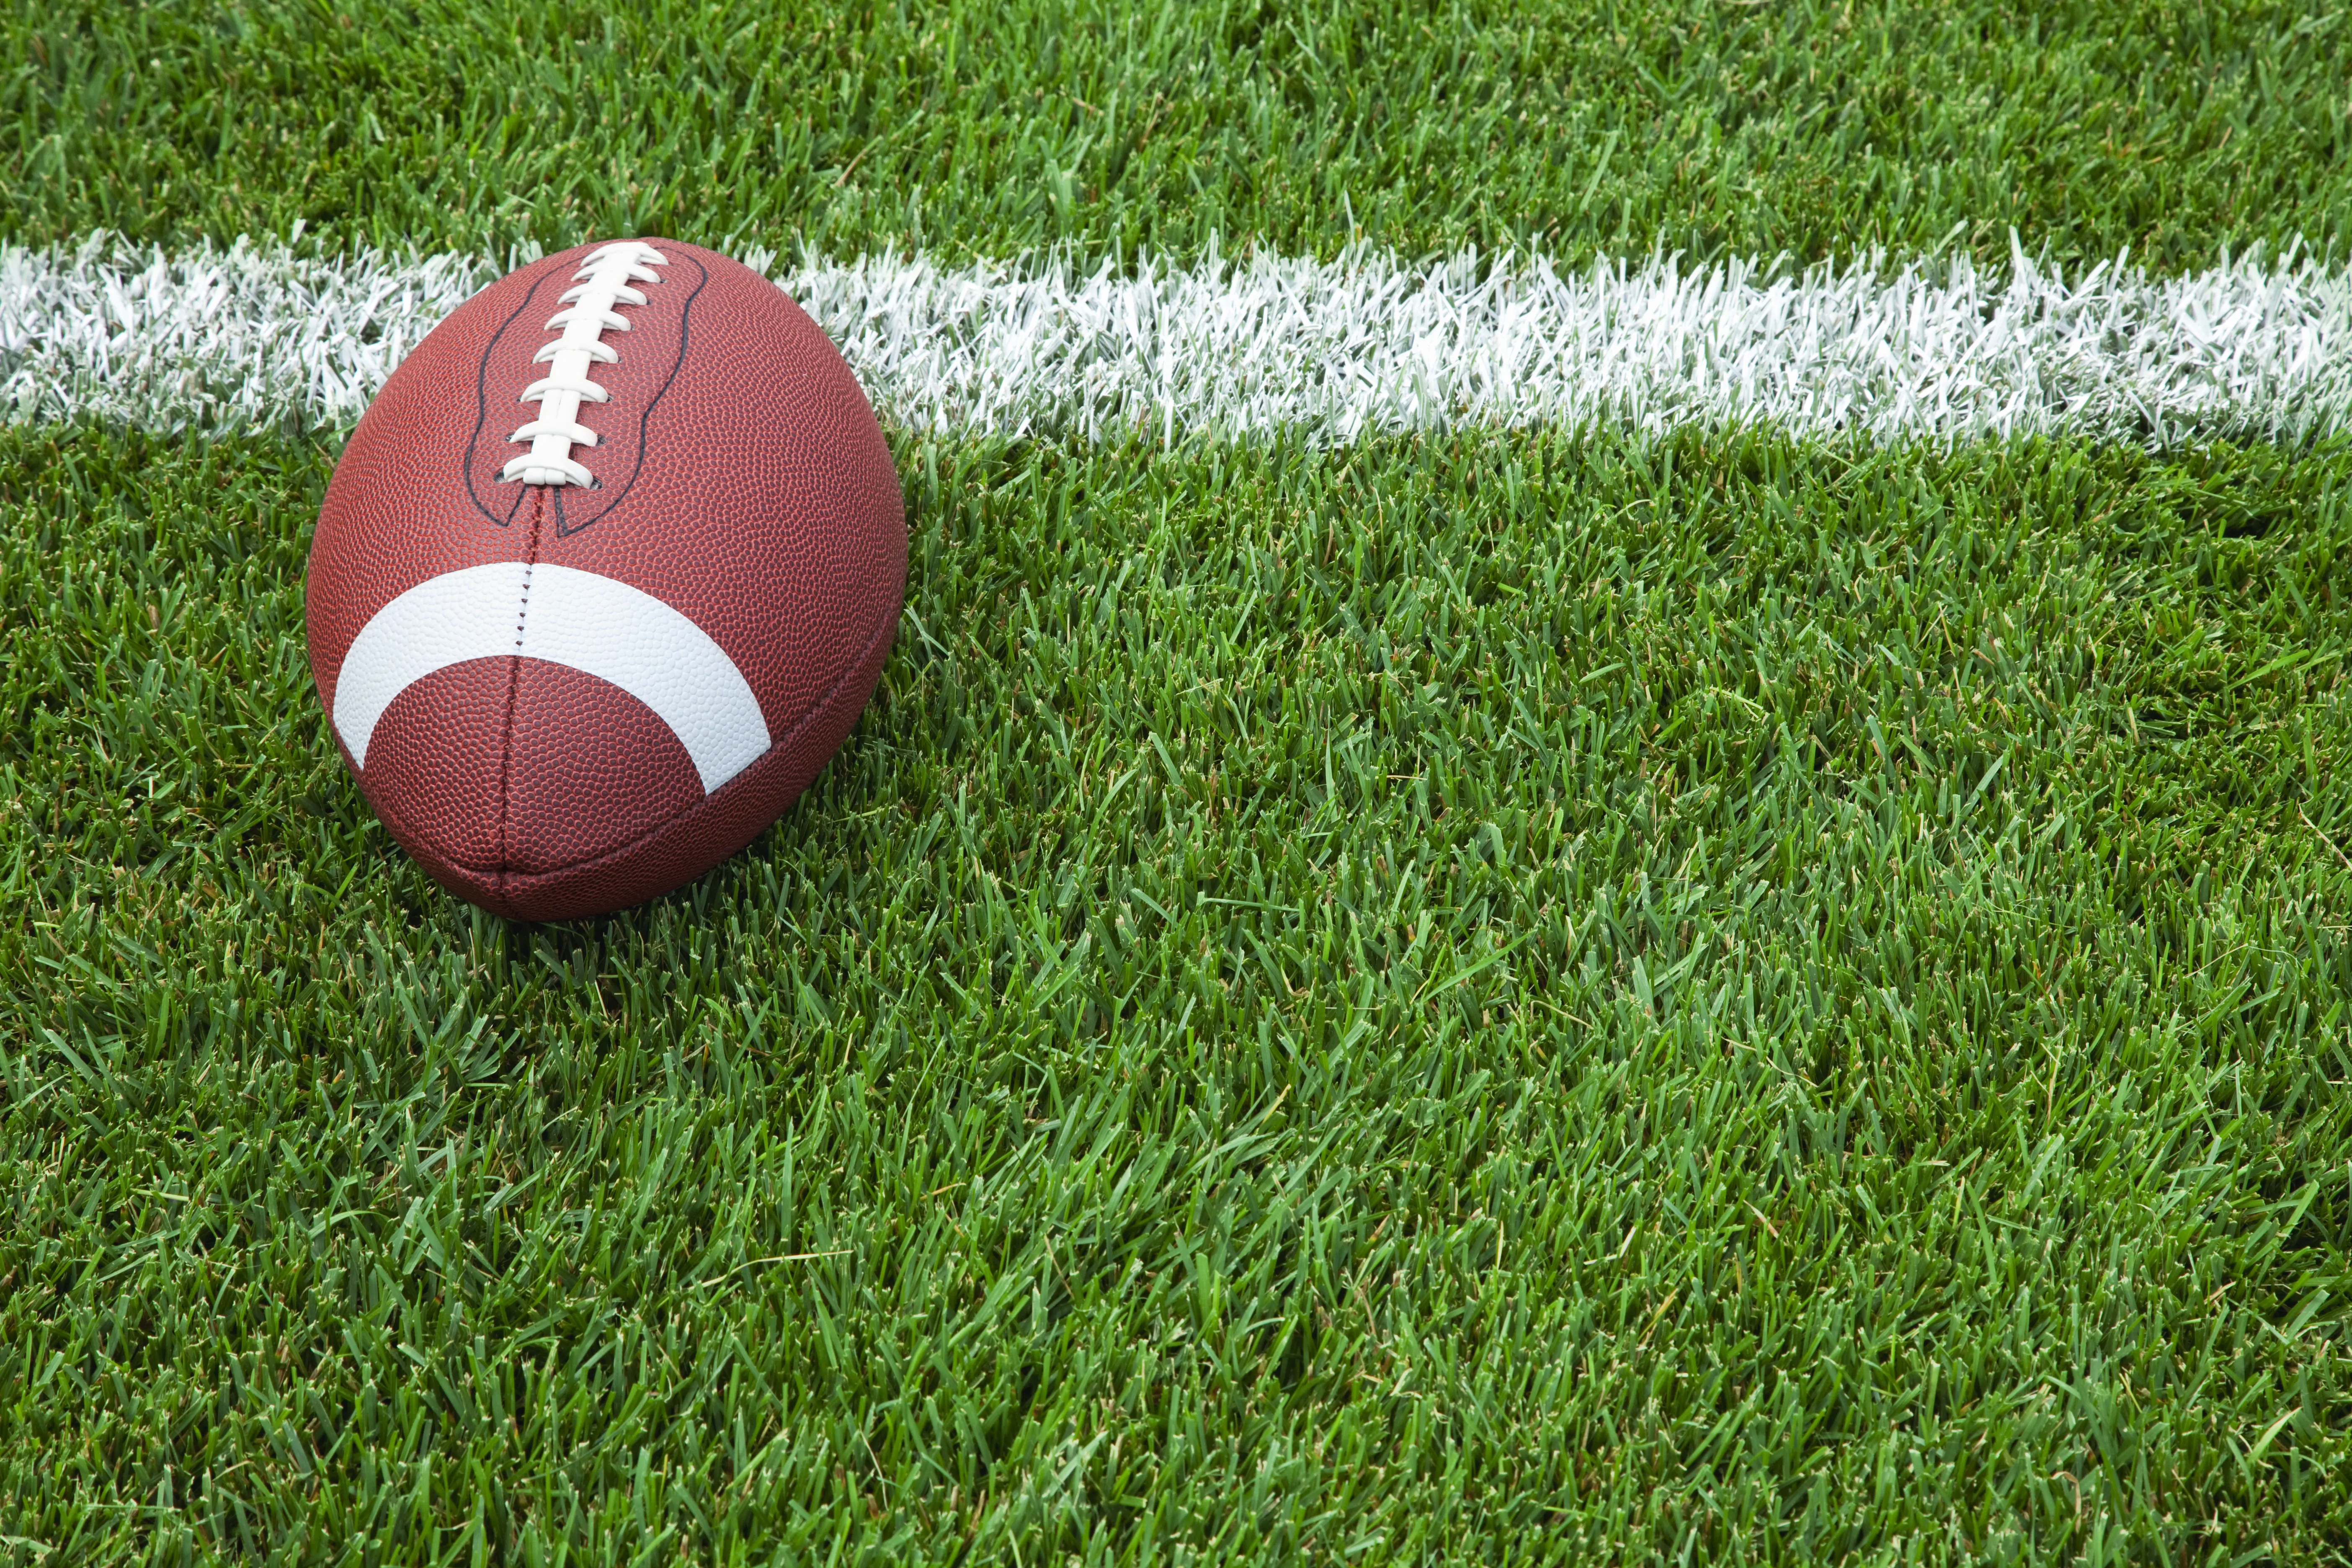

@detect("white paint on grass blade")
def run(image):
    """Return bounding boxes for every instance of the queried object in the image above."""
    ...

[1,230,2346,445]
[0,231,496,433]
[784,238,2351,446]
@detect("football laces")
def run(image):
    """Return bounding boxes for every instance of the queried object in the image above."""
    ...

[500,241,668,487]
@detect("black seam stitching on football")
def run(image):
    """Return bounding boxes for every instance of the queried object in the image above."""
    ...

[493,486,547,887]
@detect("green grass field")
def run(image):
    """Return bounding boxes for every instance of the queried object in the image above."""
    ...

[5,3,2352,1563]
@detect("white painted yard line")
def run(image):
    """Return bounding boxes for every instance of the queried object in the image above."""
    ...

[0,231,2345,445]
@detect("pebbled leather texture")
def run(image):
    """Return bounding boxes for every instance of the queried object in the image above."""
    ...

[306,238,907,920]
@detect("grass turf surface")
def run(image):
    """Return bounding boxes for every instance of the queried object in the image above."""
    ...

[4,425,2350,1560]
[5,0,2352,1562]
[2,0,2350,270]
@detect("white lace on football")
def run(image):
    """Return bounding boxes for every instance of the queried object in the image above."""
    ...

[500,241,668,487]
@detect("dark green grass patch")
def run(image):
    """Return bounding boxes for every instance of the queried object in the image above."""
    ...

[3,424,2349,1562]
[3,0,2349,270]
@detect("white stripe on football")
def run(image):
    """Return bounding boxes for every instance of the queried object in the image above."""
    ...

[330,562,771,794]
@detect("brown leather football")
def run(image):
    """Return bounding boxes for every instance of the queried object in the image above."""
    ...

[305,238,905,920]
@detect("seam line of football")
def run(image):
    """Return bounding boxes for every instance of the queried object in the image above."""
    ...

[493,490,544,891]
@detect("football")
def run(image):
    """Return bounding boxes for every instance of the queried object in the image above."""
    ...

[304,238,906,921]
